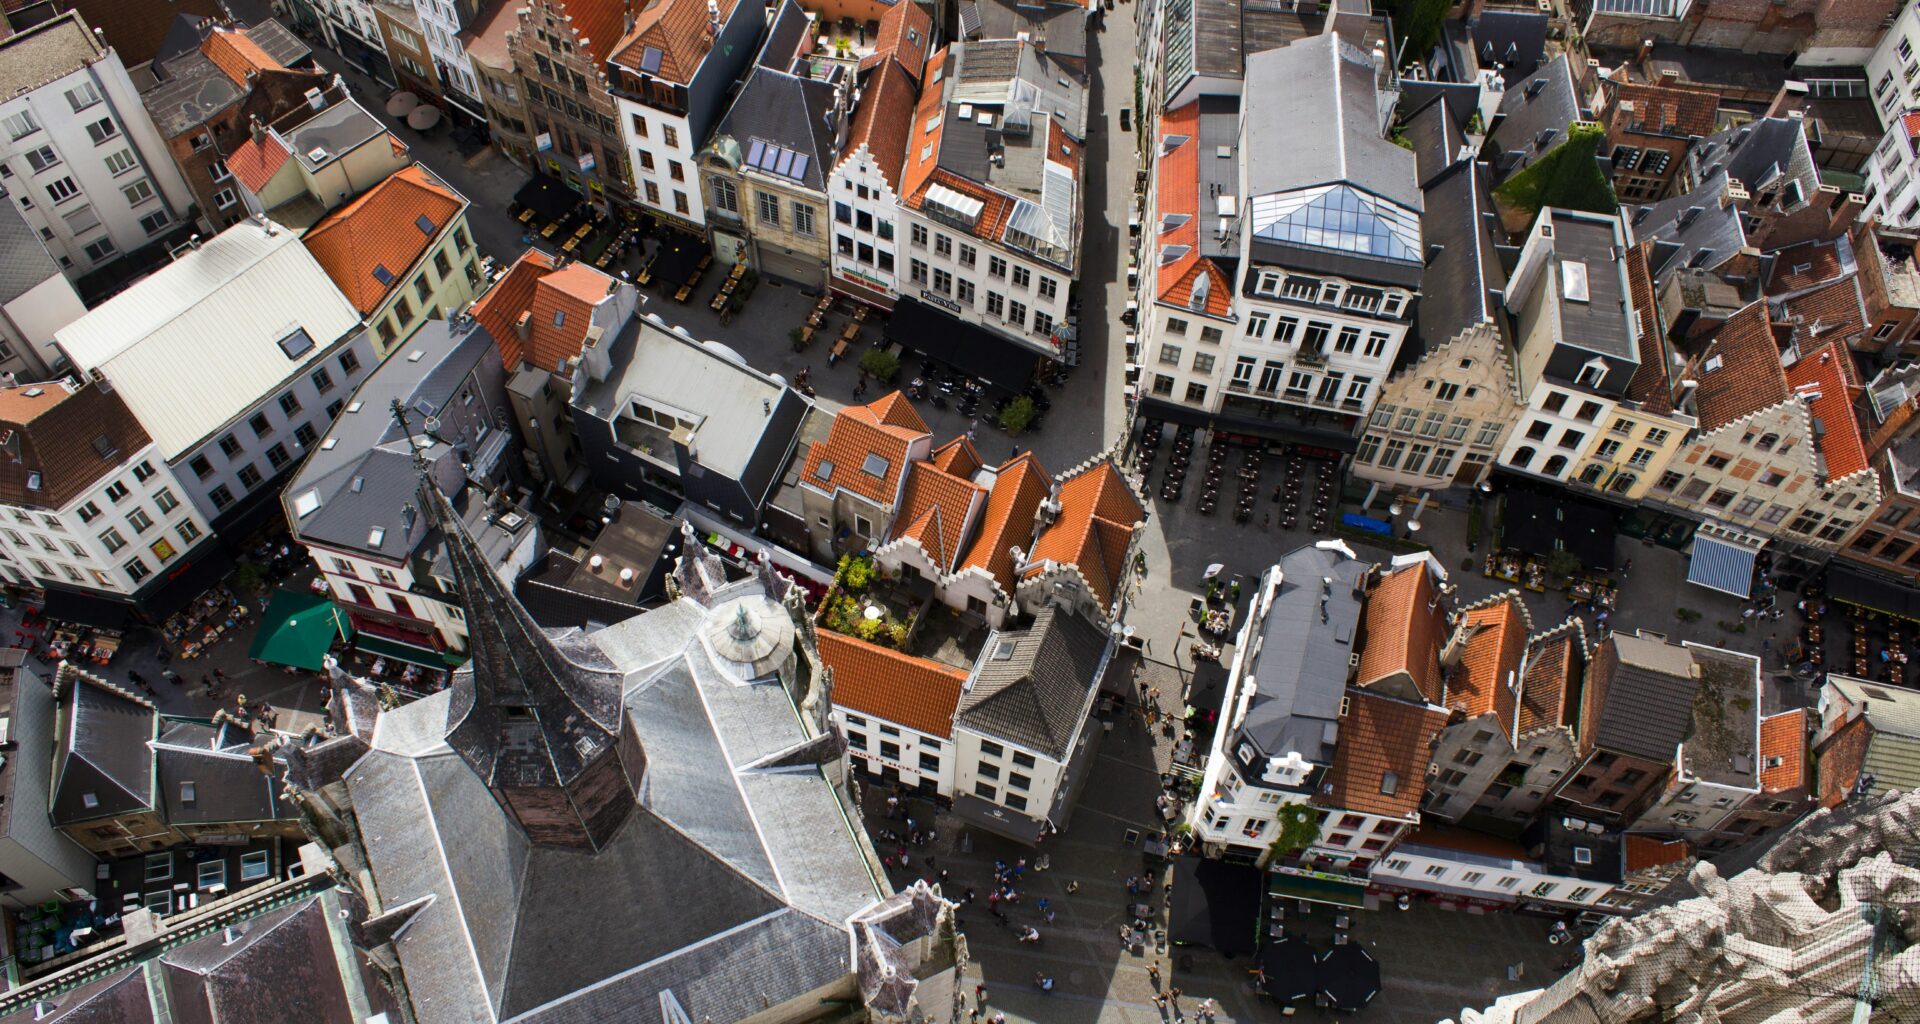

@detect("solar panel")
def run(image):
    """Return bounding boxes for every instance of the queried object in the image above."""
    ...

[789,154,809,181]
[775,147,795,177]
[745,139,766,169]
[640,46,664,73]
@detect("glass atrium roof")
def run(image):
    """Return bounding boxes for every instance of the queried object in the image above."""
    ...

[1249,184,1422,263]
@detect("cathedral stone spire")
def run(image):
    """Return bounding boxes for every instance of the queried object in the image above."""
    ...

[424,482,640,851]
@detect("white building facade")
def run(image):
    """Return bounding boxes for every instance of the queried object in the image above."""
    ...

[838,708,959,799]
[828,135,906,307]
[0,14,194,280]
[410,0,485,115]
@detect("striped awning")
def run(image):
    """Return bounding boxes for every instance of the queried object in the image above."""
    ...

[1687,528,1763,597]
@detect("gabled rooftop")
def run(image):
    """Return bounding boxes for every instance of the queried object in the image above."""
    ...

[472,248,620,373]
[1021,459,1144,614]
[957,452,1050,597]
[888,441,987,572]
[1314,689,1447,819]
[301,164,467,316]
[801,391,931,506]
[1590,632,1699,763]
[0,381,152,511]
[1690,299,1789,433]
[957,605,1109,760]
[1353,563,1447,704]
[609,0,744,83]
[1445,592,1532,741]
[1786,342,1869,480]
[817,631,966,739]
[1758,708,1808,793]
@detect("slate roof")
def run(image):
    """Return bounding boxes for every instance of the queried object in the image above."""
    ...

[610,0,744,82]
[1406,93,1468,190]
[1353,564,1446,703]
[1447,593,1531,739]
[1236,546,1367,763]
[1691,300,1788,432]
[1758,708,1808,793]
[818,630,966,738]
[0,964,151,1022]
[152,721,291,826]
[1824,675,1920,796]
[1687,117,1818,207]
[1314,689,1447,819]
[1242,32,1420,211]
[1623,240,1676,414]
[802,391,931,505]
[1626,184,1745,282]
[157,893,367,1024]
[956,605,1108,760]
[283,318,506,559]
[301,164,467,315]
[0,186,61,306]
[1467,8,1548,84]
[1589,633,1699,763]
[957,452,1050,597]
[1413,150,1503,353]
[889,447,986,571]
[50,667,156,825]
[0,381,152,510]
[1021,460,1144,613]
[339,576,883,1024]
[1486,54,1583,180]
[712,62,841,193]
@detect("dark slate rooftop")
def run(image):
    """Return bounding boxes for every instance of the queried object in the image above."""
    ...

[1197,94,1240,261]
[967,0,1088,64]
[755,0,811,71]
[1685,116,1819,208]
[1626,180,1746,282]
[957,605,1111,761]
[1413,156,1503,352]
[1591,632,1699,763]
[151,719,295,826]
[712,66,840,193]
[51,671,156,825]
[1541,209,1637,362]
[142,51,243,135]
[1485,54,1583,182]
[1522,814,1624,884]
[1235,545,1367,765]
[1468,8,1549,85]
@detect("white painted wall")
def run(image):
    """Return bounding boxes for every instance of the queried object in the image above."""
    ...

[836,709,957,797]
[828,145,904,300]
[0,441,214,596]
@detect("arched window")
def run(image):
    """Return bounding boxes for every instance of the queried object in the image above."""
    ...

[1511,446,1536,468]
[1544,455,1569,476]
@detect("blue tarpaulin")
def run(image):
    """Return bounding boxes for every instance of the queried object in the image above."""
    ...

[1687,531,1760,597]
[1341,514,1393,536]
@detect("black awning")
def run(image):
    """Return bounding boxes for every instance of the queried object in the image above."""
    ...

[1168,854,1260,955]
[135,546,237,621]
[885,297,1048,391]
[1499,486,1617,568]
[513,173,575,223]
[1318,942,1382,1011]
[40,588,131,631]
[651,232,709,287]
[1828,560,1920,620]
[1139,398,1360,453]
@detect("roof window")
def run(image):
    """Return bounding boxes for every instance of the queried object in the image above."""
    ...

[861,453,890,477]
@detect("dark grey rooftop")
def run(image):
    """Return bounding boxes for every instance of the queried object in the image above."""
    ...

[1626,180,1746,283]
[1405,93,1467,190]
[0,193,62,306]
[967,0,1088,64]
[712,64,840,193]
[1685,116,1818,208]
[1191,0,1247,80]
[286,318,507,561]
[1197,94,1240,261]
[1468,8,1549,86]
[756,0,810,70]
[152,719,294,826]
[51,672,156,825]
[1486,54,1584,182]
[153,12,215,67]
[1591,633,1699,763]
[957,606,1111,761]
[142,51,243,135]
[241,18,313,68]
[1541,210,1636,362]
[1413,155,1503,353]
[1235,545,1367,765]
[1523,814,1624,884]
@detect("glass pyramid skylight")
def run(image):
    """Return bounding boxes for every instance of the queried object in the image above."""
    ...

[1249,184,1422,263]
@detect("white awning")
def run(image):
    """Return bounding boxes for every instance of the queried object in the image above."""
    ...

[924,183,985,222]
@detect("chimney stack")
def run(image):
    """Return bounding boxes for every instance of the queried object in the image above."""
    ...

[248,114,264,144]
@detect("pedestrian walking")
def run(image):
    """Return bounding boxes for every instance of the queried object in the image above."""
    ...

[1148,961,1161,986]
[975,984,986,1007]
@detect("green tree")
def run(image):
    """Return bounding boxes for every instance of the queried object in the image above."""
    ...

[859,348,900,382]
[1546,548,1582,580]
[1266,804,1322,862]
[999,395,1037,436]
[1395,0,1452,69]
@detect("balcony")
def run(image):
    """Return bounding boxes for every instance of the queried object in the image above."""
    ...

[1295,348,1329,367]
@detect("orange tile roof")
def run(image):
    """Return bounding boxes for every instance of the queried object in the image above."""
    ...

[1354,566,1446,703]
[1613,81,1719,138]
[889,455,986,571]
[1787,342,1869,479]
[1693,300,1789,432]
[1623,834,1692,871]
[860,0,932,83]
[526,261,613,371]
[1768,239,1844,293]
[1446,595,1530,740]
[959,452,1050,597]
[842,57,920,193]
[1315,690,1448,819]
[1903,110,1920,141]
[302,164,466,315]
[898,47,950,206]
[906,170,1016,244]
[816,631,965,738]
[228,134,291,194]
[801,391,931,505]
[1517,623,1584,736]
[1022,461,1144,613]
[473,248,557,369]
[928,436,982,477]
[1151,102,1233,318]
[1783,278,1866,343]
[201,26,283,85]
[610,0,741,82]
[1759,708,1808,792]
[1047,119,1083,182]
